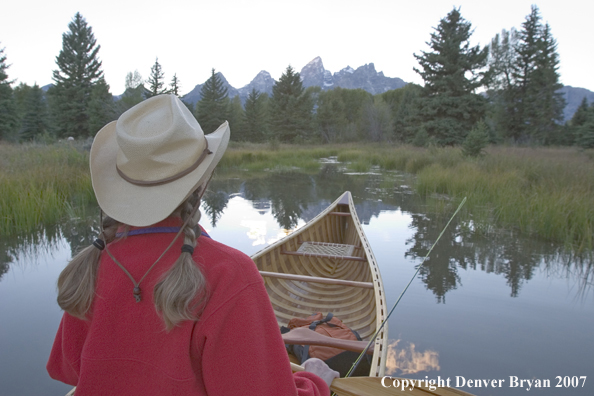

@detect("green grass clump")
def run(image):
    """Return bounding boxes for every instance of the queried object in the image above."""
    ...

[220,144,345,173]
[349,160,371,173]
[0,142,94,236]
[414,146,594,251]
[337,150,363,163]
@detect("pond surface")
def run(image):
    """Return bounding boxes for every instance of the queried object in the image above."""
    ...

[1,166,593,396]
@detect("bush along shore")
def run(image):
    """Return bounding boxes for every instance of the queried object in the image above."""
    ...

[2,141,593,253]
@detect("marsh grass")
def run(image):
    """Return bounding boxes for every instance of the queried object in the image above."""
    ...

[3,141,593,252]
[414,146,594,251]
[221,143,339,173]
[0,142,94,235]
[221,143,594,251]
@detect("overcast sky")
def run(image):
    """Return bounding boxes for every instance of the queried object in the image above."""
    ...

[2,0,592,96]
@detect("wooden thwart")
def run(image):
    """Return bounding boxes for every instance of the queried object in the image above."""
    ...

[329,211,351,217]
[282,327,374,354]
[259,271,374,289]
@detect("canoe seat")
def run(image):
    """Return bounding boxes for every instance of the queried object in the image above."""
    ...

[280,241,366,262]
[297,241,355,258]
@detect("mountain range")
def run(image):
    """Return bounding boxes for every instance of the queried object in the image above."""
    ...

[181,56,593,122]
[182,56,406,106]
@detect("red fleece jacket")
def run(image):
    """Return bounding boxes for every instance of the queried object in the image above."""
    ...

[47,218,329,396]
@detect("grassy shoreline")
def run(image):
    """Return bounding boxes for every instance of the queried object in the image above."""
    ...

[2,141,593,252]
[0,142,95,236]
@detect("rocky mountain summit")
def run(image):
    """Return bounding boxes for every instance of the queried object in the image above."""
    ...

[299,57,406,94]
[182,56,406,106]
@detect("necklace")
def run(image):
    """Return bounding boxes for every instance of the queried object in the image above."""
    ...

[100,204,199,302]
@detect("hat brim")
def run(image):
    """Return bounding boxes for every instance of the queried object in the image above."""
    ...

[90,120,230,227]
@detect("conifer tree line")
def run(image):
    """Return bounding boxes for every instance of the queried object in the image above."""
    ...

[1,8,593,148]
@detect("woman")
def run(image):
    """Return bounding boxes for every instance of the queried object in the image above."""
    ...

[47,94,338,395]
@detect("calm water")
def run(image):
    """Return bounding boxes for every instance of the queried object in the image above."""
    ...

[1,166,593,396]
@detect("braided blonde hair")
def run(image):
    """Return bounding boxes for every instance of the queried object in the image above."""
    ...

[154,189,209,330]
[57,216,121,319]
[57,188,210,331]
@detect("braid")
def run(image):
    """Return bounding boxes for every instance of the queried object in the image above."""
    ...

[57,215,121,319]
[154,190,209,331]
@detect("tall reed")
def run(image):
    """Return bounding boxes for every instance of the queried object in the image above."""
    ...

[414,146,594,251]
[0,142,94,236]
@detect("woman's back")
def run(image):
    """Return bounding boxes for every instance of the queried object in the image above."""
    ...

[47,94,337,395]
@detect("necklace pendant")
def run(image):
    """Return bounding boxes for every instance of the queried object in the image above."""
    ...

[133,286,142,303]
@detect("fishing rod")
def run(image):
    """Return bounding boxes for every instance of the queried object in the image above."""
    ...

[344,197,467,378]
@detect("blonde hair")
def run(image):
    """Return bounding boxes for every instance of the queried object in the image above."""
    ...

[154,189,209,330]
[56,188,209,331]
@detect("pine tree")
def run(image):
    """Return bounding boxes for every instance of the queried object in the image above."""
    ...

[243,89,269,142]
[169,74,181,97]
[195,69,229,133]
[48,13,105,138]
[488,6,565,144]
[576,105,594,149]
[531,22,565,144]
[413,8,489,145]
[486,29,523,141]
[227,95,245,140]
[88,77,115,135]
[19,84,49,141]
[146,57,166,97]
[392,84,423,143]
[511,5,542,142]
[512,6,565,142]
[571,98,590,129]
[316,89,348,143]
[0,45,19,141]
[269,65,314,143]
[462,120,490,157]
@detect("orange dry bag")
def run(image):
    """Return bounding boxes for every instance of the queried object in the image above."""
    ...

[282,312,371,377]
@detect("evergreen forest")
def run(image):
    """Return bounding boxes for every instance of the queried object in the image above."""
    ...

[1,7,593,150]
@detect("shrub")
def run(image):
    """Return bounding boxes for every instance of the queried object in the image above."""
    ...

[462,120,490,157]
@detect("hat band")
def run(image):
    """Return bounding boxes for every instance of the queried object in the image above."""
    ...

[116,144,212,187]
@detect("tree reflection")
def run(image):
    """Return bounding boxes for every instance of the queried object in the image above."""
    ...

[202,190,229,227]
[60,209,101,255]
[0,256,9,281]
[404,215,473,303]
[266,172,314,229]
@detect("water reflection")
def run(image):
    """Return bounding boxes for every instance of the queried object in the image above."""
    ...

[205,166,594,300]
[385,340,440,375]
[0,205,100,280]
[2,164,593,303]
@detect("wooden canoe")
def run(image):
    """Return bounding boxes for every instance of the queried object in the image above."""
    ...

[251,191,389,378]
[66,191,476,395]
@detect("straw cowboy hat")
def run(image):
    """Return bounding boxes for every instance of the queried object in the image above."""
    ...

[90,94,230,227]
